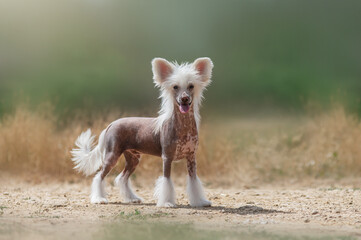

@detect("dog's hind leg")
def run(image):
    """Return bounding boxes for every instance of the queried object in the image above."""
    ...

[91,151,120,204]
[114,150,143,203]
[186,156,211,207]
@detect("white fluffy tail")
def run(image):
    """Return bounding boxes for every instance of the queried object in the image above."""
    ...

[71,129,106,176]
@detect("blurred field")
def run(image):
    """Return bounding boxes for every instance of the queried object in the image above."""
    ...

[1,0,361,117]
[1,104,361,185]
[1,218,356,240]
[1,0,361,185]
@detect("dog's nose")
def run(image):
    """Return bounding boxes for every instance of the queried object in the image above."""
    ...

[181,96,190,104]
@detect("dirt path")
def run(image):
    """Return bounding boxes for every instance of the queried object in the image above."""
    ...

[1,178,361,239]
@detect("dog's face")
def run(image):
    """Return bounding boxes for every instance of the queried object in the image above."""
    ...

[152,57,213,114]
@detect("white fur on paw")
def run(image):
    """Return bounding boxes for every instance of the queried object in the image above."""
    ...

[91,172,107,204]
[157,202,176,208]
[115,173,143,204]
[124,197,143,204]
[191,199,212,207]
[154,176,176,208]
[91,197,108,204]
[187,175,211,207]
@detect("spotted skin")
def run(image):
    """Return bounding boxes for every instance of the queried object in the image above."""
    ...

[98,105,199,180]
[173,106,198,161]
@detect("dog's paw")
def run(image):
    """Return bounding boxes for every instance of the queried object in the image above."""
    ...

[190,199,212,208]
[91,196,108,204]
[200,199,212,207]
[124,197,143,204]
[157,202,176,208]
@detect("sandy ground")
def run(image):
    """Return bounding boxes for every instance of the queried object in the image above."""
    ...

[1,177,361,239]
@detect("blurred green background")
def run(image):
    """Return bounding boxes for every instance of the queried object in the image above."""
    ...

[0,0,360,118]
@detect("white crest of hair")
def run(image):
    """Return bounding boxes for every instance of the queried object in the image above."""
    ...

[186,175,212,207]
[153,89,176,134]
[114,172,143,203]
[152,57,213,134]
[71,128,106,176]
[153,176,176,207]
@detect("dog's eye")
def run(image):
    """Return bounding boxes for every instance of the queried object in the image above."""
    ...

[173,85,179,90]
[189,84,194,90]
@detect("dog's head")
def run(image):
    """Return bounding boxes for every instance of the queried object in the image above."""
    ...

[152,57,213,114]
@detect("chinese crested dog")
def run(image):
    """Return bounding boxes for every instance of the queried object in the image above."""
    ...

[71,57,213,207]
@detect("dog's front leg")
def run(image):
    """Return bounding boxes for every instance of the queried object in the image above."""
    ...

[154,157,176,207]
[186,156,212,207]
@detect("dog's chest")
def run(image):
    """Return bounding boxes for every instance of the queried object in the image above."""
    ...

[171,109,199,160]
[174,132,198,160]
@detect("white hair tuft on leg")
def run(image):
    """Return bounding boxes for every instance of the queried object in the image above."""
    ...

[90,172,108,204]
[114,173,143,203]
[186,175,211,207]
[154,176,176,207]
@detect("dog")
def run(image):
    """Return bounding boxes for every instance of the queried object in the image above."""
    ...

[71,57,213,207]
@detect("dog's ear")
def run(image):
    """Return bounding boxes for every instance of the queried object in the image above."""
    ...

[193,57,213,84]
[152,58,174,86]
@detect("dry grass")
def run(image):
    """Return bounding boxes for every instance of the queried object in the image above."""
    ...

[1,104,361,185]
[238,107,361,183]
